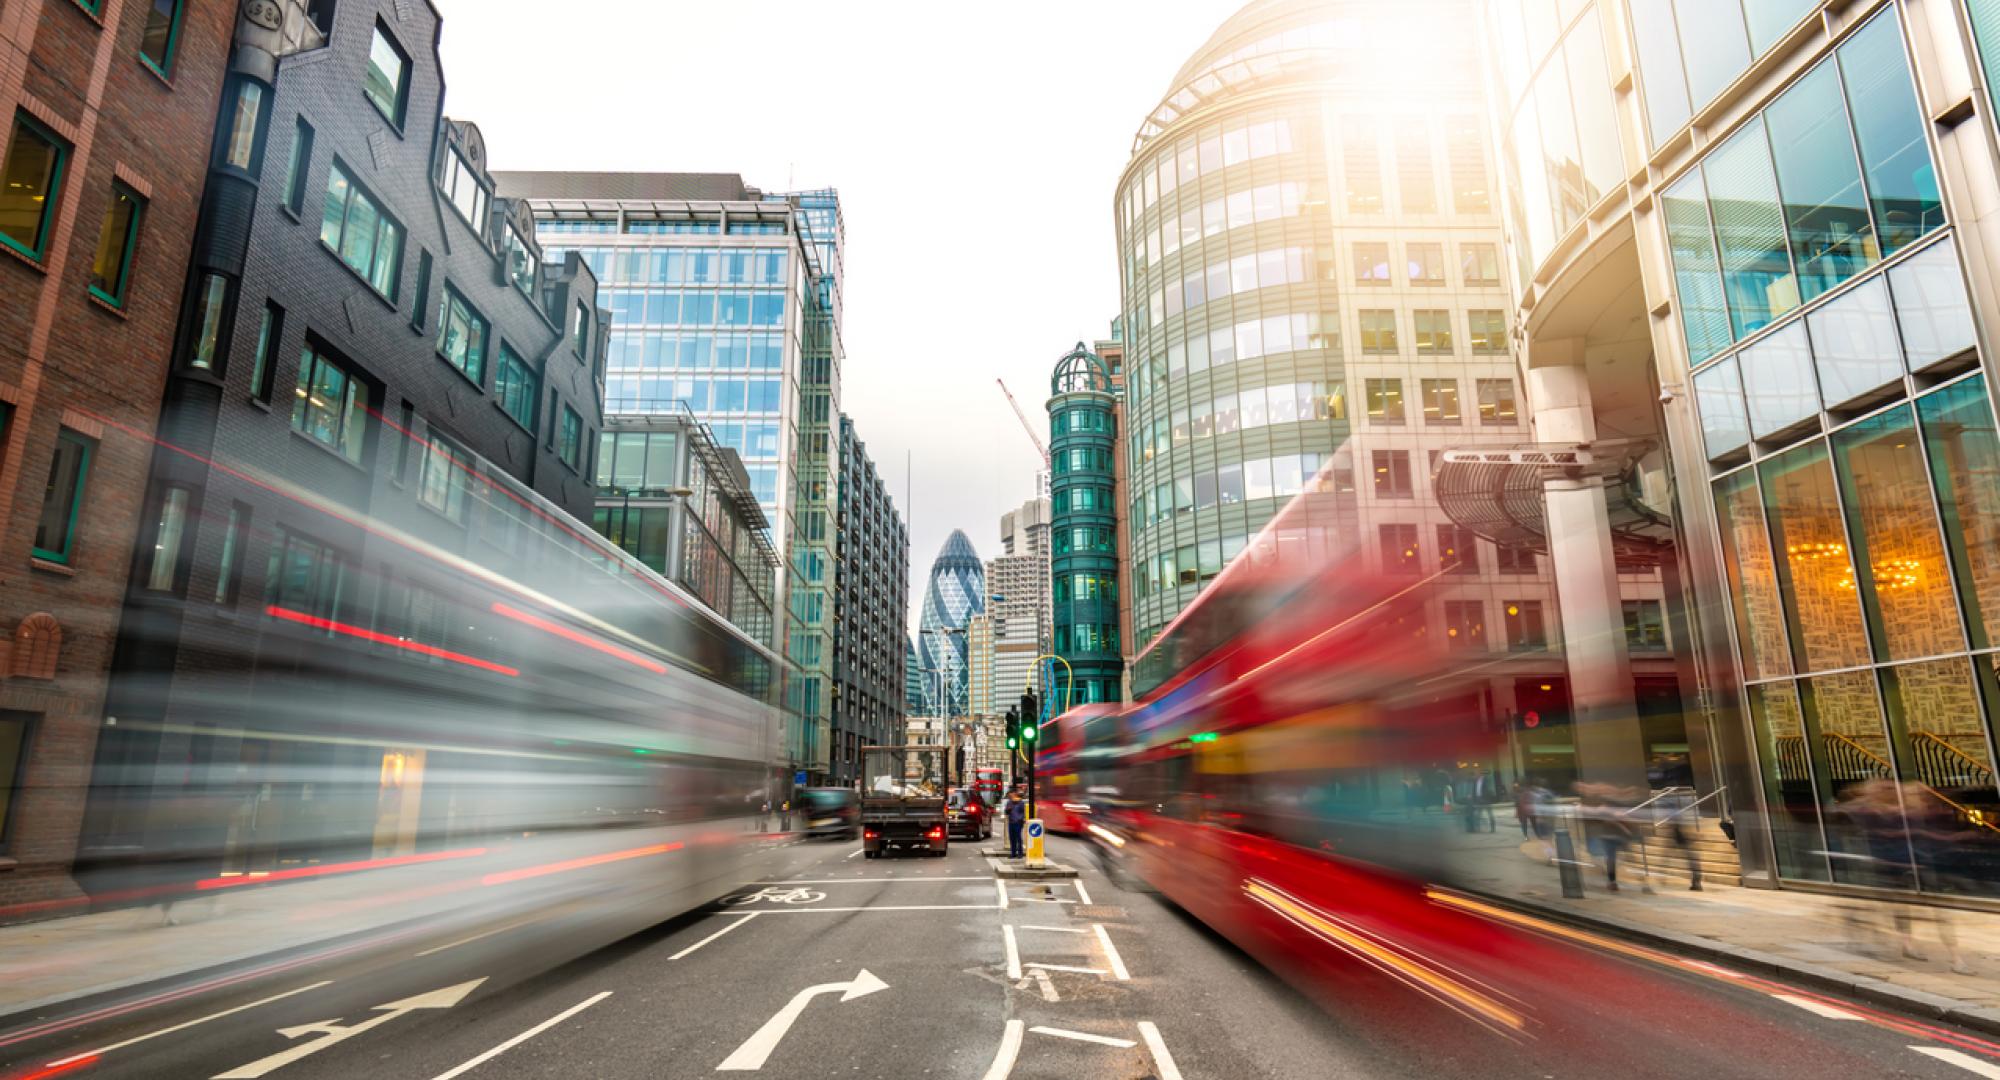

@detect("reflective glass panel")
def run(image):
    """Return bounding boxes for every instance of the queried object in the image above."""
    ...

[1831,405,1961,660]
[1661,173,1733,363]
[1765,62,1878,301]
[1806,276,1901,408]
[1738,322,1817,439]
[1748,681,1829,881]
[1761,439,1871,672]
[1629,0,1692,148]
[1705,117,1799,338]
[1694,356,1750,460]
[1880,657,2000,895]
[1565,9,1624,208]
[1804,669,1908,888]
[1889,238,1977,370]
[1714,468,1792,679]
[1917,377,2000,649]
[1838,13,1943,254]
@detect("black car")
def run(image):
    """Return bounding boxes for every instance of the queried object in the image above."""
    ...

[799,787,860,839]
[946,789,992,841]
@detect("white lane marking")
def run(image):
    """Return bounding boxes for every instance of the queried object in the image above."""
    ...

[1003,924,1023,979]
[1028,1025,1137,1048]
[1772,993,1861,1020]
[427,992,612,1080]
[44,981,335,1067]
[1021,924,1088,934]
[1094,923,1132,981]
[1074,880,1094,905]
[995,878,1009,910]
[1138,1022,1184,1080]
[1032,968,1060,1003]
[725,904,1002,914]
[750,877,989,885]
[845,849,862,859]
[1913,1047,2000,1079]
[415,918,541,958]
[980,1019,1024,1080]
[717,969,888,1071]
[1007,896,1075,904]
[671,913,759,961]
[216,978,487,1078]
[1025,963,1106,975]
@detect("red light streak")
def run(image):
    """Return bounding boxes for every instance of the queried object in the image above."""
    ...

[13,1055,98,1080]
[194,846,488,891]
[489,601,668,674]
[263,606,519,676]
[480,841,684,886]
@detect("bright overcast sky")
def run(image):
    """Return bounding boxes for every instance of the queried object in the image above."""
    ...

[434,0,1243,634]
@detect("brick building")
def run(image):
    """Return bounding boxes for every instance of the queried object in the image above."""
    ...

[0,0,234,909]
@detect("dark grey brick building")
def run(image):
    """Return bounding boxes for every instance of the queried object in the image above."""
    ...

[76,0,610,885]
[830,415,906,786]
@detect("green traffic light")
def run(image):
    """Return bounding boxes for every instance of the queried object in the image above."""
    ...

[1022,726,1037,743]
[1006,736,1018,749]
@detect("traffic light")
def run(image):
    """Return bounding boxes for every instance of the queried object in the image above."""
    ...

[1005,707,1019,750]
[1018,690,1040,746]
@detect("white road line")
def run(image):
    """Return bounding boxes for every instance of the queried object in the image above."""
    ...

[1682,960,1745,979]
[428,992,612,1080]
[750,877,989,885]
[415,918,541,957]
[996,878,1009,910]
[1003,924,1023,979]
[670,913,758,960]
[980,1019,1024,1080]
[731,904,1003,914]
[845,849,862,859]
[1032,968,1060,1003]
[1094,923,1131,981]
[1025,962,1106,975]
[1008,896,1075,904]
[1771,993,1860,1020]
[1021,924,1088,934]
[1028,1025,1137,1048]
[1138,1022,1184,1080]
[44,981,335,1067]
[1913,1047,2000,1078]
[1074,880,1094,905]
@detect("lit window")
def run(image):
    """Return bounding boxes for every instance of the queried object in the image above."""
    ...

[1468,309,1508,353]
[1365,378,1405,424]
[363,22,409,125]
[1504,601,1547,650]
[1461,243,1500,285]
[1478,378,1518,426]
[0,113,68,261]
[320,162,402,297]
[292,342,369,464]
[1421,378,1461,424]
[1359,310,1398,354]
[139,0,183,78]
[87,183,145,307]
[32,430,94,564]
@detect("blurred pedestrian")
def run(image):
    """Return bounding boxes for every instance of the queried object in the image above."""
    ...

[1902,783,1974,974]
[1459,767,1500,832]
[1578,781,1638,892]
[1005,788,1026,859]
[1654,787,1703,891]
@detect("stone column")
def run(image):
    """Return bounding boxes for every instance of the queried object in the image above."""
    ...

[1529,353,1650,791]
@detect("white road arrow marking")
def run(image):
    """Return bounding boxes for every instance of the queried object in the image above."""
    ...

[716,969,888,1071]
[213,978,486,1079]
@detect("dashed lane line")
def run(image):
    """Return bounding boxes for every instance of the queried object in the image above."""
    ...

[980,1019,1024,1080]
[996,878,1009,910]
[1029,1025,1137,1048]
[844,850,863,859]
[1914,1047,2000,1079]
[427,991,612,1080]
[43,982,334,1068]
[669,913,759,961]
[1094,924,1131,981]
[1003,925,1023,980]
[1074,880,1094,905]
[1138,1022,1184,1080]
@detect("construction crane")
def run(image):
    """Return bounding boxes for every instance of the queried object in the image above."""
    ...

[996,378,1049,465]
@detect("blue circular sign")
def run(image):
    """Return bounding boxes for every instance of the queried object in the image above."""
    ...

[1027,821,1044,838]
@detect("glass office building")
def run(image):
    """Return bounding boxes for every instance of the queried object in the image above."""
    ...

[1486,0,2000,897]
[917,530,986,718]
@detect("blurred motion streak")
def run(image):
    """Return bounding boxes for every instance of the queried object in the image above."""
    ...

[194,847,489,891]
[262,607,520,677]
[490,601,670,675]
[479,842,686,887]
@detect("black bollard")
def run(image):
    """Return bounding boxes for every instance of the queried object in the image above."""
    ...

[1553,823,1584,899]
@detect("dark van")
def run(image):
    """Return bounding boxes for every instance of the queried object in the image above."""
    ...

[799,787,860,839]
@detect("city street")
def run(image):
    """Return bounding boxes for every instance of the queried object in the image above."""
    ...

[3,835,2000,1079]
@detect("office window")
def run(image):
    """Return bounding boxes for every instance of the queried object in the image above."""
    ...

[439,143,488,232]
[1421,378,1461,424]
[1496,546,1537,575]
[572,301,589,356]
[0,712,29,849]
[435,285,488,384]
[0,113,67,261]
[292,343,369,464]
[1839,12,1943,255]
[1359,310,1398,354]
[283,118,313,215]
[1381,523,1421,574]
[1504,600,1547,650]
[1438,525,1479,575]
[1372,449,1412,498]
[32,430,93,564]
[1765,62,1877,301]
[87,183,145,307]
[559,406,582,469]
[363,22,410,125]
[409,250,433,332]
[1705,117,1798,339]
[1444,600,1485,649]
[496,343,537,430]
[1467,309,1507,353]
[1445,115,1489,212]
[188,272,229,371]
[1461,242,1499,285]
[1661,172,1734,364]
[1624,599,1668,650]
[504,222,538,295]
[1414,310,1454,354]
[1355,241,1391,285]
[320,162,402,297]
[248,301,281,402]
[1407,242,1445,284]
[1366,378,1405,424]
[142,486,190,592]
[418,435,469,523]
[1344,117,1382,213]
[214,504,248,604]
[1395,122,1436,213]
[264,529,346,624]
[222,81,262,170]
[1477,378,1518,425]
[139,0,183,78]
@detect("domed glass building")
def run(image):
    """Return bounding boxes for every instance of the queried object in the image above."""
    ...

[917,530,986,717]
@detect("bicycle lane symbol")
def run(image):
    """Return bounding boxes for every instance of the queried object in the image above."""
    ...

[723,886,828,906]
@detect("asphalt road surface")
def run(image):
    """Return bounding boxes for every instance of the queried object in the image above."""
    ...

[5,835,2000,1079]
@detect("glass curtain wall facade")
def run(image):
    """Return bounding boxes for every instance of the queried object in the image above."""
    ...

[1119,0,1540,699]
[1049,348,1123,704]
[1489,0,2000,898]
[917,530,986,719]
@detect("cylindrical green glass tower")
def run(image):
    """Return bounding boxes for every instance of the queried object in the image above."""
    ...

[1048,344,1122,706]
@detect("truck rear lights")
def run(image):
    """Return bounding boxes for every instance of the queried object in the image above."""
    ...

[925,827,944,840]
[863,829,880,840]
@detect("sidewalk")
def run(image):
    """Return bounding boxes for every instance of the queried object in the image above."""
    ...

[1435,810,2000,1034]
